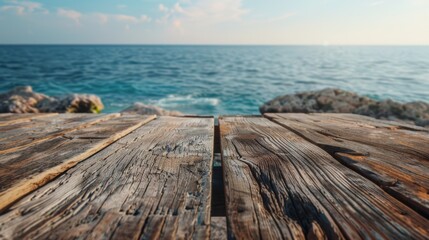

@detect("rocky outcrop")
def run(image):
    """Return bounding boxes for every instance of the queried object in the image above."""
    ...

[0,86,104,113]
[121,102,183,116]
[37,94,104,113]
[260,88,429,127]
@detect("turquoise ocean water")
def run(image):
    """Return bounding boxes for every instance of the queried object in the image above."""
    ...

[0,45,428,115]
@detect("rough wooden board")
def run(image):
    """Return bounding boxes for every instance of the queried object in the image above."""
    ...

[220,116,429,240]
[266,113,429,218]
[0,116,214,240]
[0,113,120,154]
[313,113,429,132]
[0,114,155,212]
[210,217,227,240]
[0,113,58,127]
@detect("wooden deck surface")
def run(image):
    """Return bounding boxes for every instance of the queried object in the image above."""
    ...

[0,113,428,240]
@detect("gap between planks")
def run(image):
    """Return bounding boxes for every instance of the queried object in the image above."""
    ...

[210,124,227,240]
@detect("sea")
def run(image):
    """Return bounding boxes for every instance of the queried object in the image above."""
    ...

[0,45,428,115]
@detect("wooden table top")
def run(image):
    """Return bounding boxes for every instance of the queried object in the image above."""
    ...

[0,113,428,239]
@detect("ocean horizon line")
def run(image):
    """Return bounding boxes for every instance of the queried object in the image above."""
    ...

[1,44,429,47]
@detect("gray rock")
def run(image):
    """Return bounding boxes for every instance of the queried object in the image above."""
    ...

[260,88,429,127]
[0,86,104,113]
[121,102,183,116]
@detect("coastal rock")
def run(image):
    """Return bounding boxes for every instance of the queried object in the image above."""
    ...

[0,86,104,113]
[260,88,429,127]
[0,86,50,113]
[121,102,183,116]
[37,94,104,113]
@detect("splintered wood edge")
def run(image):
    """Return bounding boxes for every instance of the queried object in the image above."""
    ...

[196,117,215,239]
[0,114,156,212]
[0,113,59,127]
[0,113,122,155]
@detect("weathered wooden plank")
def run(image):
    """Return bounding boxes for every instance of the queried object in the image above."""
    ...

[0,113,58,126]
[0,114,155,212]
[311,113,429,132]
[0,116,214,240]
[210,217,227,240]
[266,113,429,218]
[0,113,12,118]
[220,116,429,240]
[0,113,120,153]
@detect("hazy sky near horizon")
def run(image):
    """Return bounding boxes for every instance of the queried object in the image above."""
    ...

[0,0,428,44]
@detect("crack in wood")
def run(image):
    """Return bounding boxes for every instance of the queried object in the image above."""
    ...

[221,116,429,239]
[266,113,429,219]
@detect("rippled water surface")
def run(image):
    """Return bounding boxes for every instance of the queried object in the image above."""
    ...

[0,45,428,115]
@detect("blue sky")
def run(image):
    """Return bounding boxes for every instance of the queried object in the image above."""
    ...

[0,0,428,44]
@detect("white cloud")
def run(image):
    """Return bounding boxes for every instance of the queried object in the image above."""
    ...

[95,13,109,24]
[89,12,152,26]
[0,0,151,27]
[57,8,82,24]
[54,7,151,27]
[1,5,25,15]
[263,13,295,23]
[183,0,246,21]
[159,4,168,12]
[115,14,138,22]
[0,0,47,15]
[140,15,150,23]
[114,14,151,23]
[14,0,41,12]
[157,0,247,27]
[173,3,184,13]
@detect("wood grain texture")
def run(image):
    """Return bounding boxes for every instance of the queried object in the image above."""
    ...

[0,114,155,212]
[0,113,58,127]
[220,116,429,240]
[0,113,12,119]
[210,217,227,240]
[0,113,119,154]
[311,113,429,132]
[266,113,429,218]
[0,116,214,240]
